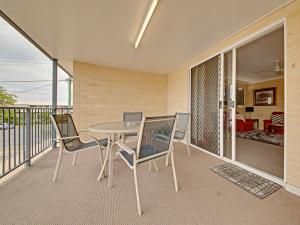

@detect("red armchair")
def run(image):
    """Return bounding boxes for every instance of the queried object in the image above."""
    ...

[263,112,284,135]
[236,113,254,132]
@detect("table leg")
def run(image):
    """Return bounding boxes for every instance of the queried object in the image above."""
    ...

[97,133,111,181]
[108,144,114,188]
[108,133,118,187]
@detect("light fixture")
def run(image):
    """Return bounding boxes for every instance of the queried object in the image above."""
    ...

[134,0,159,48]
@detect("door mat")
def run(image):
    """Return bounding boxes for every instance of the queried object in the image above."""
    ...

[211,163,281,199]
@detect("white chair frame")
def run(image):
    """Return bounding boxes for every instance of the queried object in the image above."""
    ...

[121,112,143,143]
[51,115,106,182]
[105,116,178,215]
[166,113,190,166]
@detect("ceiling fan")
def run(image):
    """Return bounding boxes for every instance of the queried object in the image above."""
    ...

[253,59,284,75]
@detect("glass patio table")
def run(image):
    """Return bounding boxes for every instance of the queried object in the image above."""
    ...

[88,121,141,187]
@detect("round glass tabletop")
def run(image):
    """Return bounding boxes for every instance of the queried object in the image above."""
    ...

[88,121,141,133]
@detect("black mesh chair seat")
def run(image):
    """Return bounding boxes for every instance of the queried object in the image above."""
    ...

[51,113,108,182]
[112,115,179,215]
[67,138,108,152]
[124,132,138,138]
[52,114,108,152]
[120,144,169,166]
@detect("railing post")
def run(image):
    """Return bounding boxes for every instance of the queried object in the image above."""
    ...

[25,108,31,167]
[52,59,58,148]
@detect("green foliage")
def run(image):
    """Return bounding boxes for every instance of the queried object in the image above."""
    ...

[0,86,17,106]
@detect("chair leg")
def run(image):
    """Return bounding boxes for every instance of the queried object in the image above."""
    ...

[98,134,111,181]
[186,143,191,156]
[133,165,142,215]
[98,146,106,178]
[165,153,170,166]
[72,152,78,166]
[170,151,178,192]
[53,147,63,182]
[186,132,191,156]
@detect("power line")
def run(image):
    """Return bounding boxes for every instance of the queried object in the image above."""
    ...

[12,84,51,94]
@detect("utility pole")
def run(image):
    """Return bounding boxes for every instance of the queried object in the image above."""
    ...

[67,78,72,107]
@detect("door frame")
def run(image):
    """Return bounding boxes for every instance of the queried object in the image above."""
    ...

[188,18,286,186]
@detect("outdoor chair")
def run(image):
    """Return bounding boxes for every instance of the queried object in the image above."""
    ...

[166,112,190,166]
[50,114,108,182]
[111,115,179,215]
[121,112,143,142]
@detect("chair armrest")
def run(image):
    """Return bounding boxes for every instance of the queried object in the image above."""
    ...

[79,133,98,141]
[54,136,80,141]
[114,141,136,155]
[78,130,89,133]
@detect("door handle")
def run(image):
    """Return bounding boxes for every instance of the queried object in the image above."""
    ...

[230,101,235,109]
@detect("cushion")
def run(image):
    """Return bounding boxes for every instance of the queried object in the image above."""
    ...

[271,114,284,125]
[236,113,245,122]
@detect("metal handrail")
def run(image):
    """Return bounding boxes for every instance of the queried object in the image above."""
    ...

[0,106,72,178]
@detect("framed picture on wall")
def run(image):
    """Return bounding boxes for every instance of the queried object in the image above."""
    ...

[254,87,276,106]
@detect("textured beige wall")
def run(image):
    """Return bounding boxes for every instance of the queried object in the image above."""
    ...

[167,1,300,188]
[73,61,167,137]
[167,67,188,114]
[237,78,284,129]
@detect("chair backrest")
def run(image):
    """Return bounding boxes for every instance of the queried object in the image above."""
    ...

[50,114,82,151]
[271,112,284,125]
[136,115,177,162]
[123,112,143,122]
[174,112,190,139]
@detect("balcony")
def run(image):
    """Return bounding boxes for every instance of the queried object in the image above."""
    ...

[1,1,300,225]
[0,142,299,225]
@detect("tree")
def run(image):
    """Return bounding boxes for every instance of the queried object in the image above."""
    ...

[0,86,17,106]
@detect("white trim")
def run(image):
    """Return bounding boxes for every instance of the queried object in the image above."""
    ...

[190,144,222,159]
[189,19,285,72]
[192,143,284,186]
[232,49,237,161]
[285,184,300,197]
[283,18,287,183]
[187,69,191,145]
[221,18,285,53]
[219,53,224,158]
[246,76,284,84]
[188,18,287,183]
[179,1,292,74]
[222,157,284,185]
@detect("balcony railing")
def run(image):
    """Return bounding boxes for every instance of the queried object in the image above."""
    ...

[0,106,72,178]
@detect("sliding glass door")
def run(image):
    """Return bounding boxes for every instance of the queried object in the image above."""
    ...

[190,55,221,155]
[223,50,236,159]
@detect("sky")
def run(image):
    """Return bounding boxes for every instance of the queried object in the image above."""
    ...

[0,17,71,106]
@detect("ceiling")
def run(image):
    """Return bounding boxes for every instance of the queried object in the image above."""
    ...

[0,0,289,75]
[237,27,284,83]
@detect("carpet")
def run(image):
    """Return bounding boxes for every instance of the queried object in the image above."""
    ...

[236,130,284,147]
[211,163,281,199]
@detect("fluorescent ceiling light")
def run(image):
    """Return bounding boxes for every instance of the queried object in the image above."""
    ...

[134,0,159,48]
